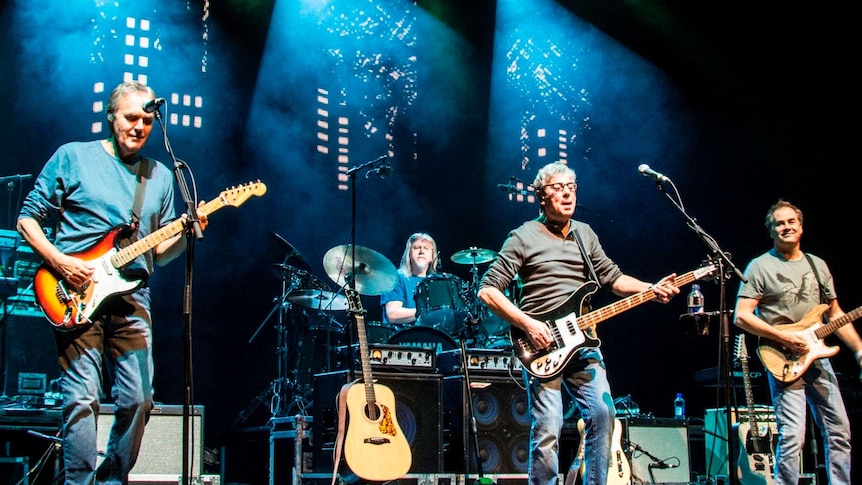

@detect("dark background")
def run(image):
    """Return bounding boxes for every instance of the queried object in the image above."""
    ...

[1,0,859,480]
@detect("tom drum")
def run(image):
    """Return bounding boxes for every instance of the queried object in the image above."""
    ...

[414,273,468,337]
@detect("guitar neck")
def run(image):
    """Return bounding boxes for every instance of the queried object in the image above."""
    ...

[110,196,228,268]
[740,356,761,434]
[345,289,377,403]
[814,306,862,340]
[577,267,707,330]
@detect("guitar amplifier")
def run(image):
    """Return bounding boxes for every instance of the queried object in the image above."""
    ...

[624,417,691,484]
[437,348,523,375]
[335,344,437,370]
[703,406,776,478]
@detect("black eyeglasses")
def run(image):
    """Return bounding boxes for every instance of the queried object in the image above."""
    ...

[545,182,578,193]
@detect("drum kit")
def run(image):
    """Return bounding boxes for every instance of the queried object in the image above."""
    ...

[250,233,511,418]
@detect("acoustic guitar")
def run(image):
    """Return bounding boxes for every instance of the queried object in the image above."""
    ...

[341,287,412,481]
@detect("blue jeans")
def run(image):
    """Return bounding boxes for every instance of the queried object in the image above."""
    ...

[769,358,851,485]
[526,353,614,485]
[56,289,155,485]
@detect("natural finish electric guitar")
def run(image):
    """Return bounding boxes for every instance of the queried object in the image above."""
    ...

[573,418,630,485]
[511,264,717,379]
[757,304,862,383]
[33,182,266,330]
[734,334,775,485]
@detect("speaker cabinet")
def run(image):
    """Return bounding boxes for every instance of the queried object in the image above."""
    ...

[625,417,691,484]
[97,404,204,477]
[3,314,60,398]
[442,376,529,474]
[703,407,776,478]
[311,370,443,474]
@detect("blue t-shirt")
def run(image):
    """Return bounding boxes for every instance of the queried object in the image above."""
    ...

[19,140,176,275]
[379,272,423,325]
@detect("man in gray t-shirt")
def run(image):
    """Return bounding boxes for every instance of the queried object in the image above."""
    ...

[735,199,862,485]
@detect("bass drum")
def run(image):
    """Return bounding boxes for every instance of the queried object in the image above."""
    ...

[387,326,457,353]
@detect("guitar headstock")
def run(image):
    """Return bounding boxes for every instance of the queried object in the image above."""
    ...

[734,333,749,361]
[343,287,365,313]
[219,181,267,207]
[693,263,719,282]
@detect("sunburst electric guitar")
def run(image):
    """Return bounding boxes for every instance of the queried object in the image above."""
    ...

[512,264,717,379]
[757,304,862,383]
[341,287,412,481]
[733,334,775,485]
[573,418,630,485]
[33,181,267,330]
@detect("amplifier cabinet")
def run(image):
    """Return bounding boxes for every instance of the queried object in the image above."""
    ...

[703,406,776,478]
[97,404,204,478]
[442,376,529,475]
[625,417,691,484]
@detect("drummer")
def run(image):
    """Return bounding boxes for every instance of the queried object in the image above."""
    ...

[379,232,441,327]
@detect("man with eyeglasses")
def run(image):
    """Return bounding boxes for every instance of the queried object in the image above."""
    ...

[478,161,679,485]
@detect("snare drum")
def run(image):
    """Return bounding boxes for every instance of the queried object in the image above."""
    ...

[414,273,468,336]
[365,321,395,344]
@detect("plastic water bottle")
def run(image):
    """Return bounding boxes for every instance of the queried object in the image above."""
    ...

[674,392,686,419]
[687,284,705,313]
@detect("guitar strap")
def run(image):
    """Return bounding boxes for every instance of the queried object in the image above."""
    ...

[803,253,829,306]
[130,159,150,234]
[572,225,600,289]
[331,379,358,485]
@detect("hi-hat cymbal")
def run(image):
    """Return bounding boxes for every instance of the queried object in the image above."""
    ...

[450,247,497,265]
[287,289,349,311]
[270,264,329,290]
[323,245,398,296]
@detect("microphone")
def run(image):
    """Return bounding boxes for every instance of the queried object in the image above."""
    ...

[142,97,166,114]
[376,162,392,176]
[0,174,32,184]
[637,164,669,183]
[648,462,671,469]
[435,252,443,273]
[497,178,532,196]
[365,155,391,178]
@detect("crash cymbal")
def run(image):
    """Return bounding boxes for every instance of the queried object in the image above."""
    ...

[270,264,329,291]
[450,247,497,265]
[323,245,398,296]
[286,289,349,311]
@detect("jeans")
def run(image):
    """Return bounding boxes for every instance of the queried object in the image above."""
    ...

[769,358,851,485]
[56,289,155,485]
[526,352,614,485]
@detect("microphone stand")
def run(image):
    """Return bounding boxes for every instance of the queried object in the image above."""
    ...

[648,177,746,485]
[343,155,389,379]
[629,440,677,484]
[153,107,203,485]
